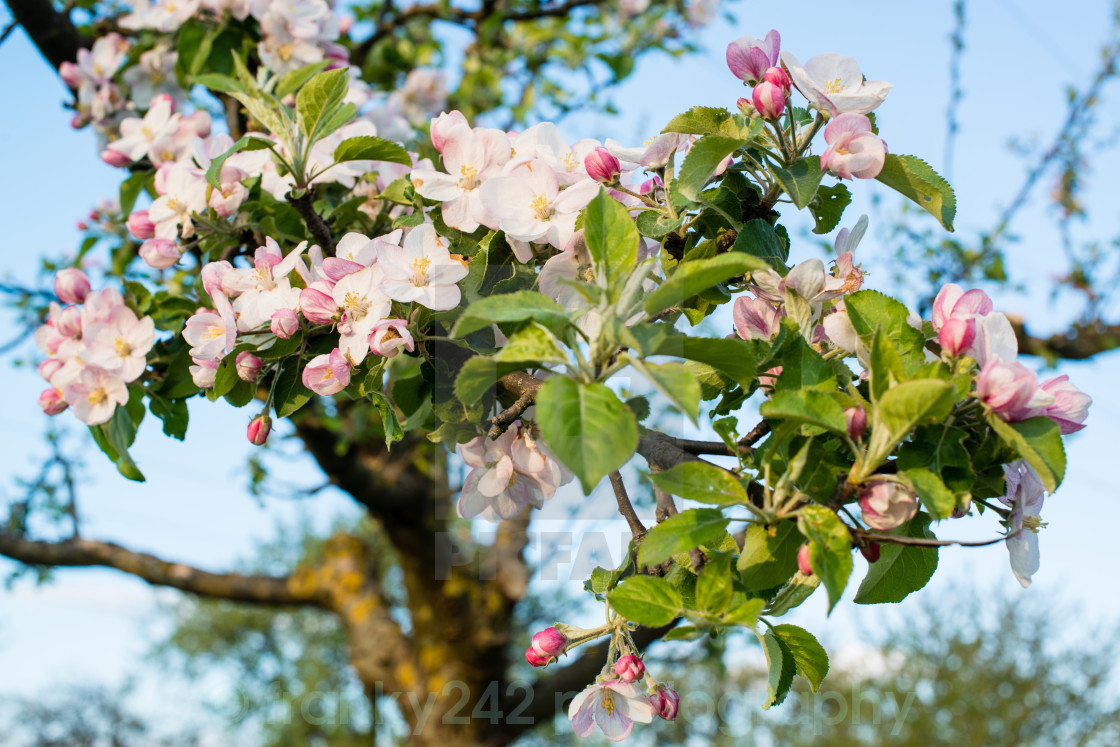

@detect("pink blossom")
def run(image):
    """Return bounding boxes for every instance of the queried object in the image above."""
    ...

[378,223,468,311]
[726,30,780,84]
[975,359,1049,421]
[999,460,1047,587]
[127,210,156,239]
[183,306,236,362]
[763,65,791,91]
[1038,375,1091,434]
[139,238,182,269]
[64,367,128,425]
[844,405,867,440]
[569,679,655,741]
[270,308,299,339]
[299,282,339,325]
[101,149,131,168]
[53,304,83,338]
[649,685,680,721]
[190,357,219,389]
[410,125,510,232]
[938,317,976,357]
[236,352,263,382]
[369,319,415,359]
[55,268,91,304]
[733,296,781,341]
[430,110,470,153]
[781,51,892,116]
[302,349,351,396]
[247,414,271,446]
[931,283,993,330]
[797,544,813,575]
[585,147,622,184]
[526,628,567,667]
[457,427,572,520]
[82,306,156,383]
[39,388,68,415]
[859,481,918,531]
[752,80,786,119]
[821,113,886,180]
[614,655,645,683]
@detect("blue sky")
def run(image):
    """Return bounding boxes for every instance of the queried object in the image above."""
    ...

[1,0,1118,738]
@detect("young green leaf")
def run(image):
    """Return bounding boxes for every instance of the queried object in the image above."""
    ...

[760,629,796,709]
[771,156,823,209]
[875,153,956,231]
[798,505,853,613]
[854,513,939,604]
[638,508,731,566]
[629,359,700,425]
[676,135,744,201]
[607,576,683,626]
[584,187,640,281]
[650,461,749,506]
[985,415,1066,493]
[296,67,351,141]
[333,136,412,166]
[696,552,733,616]
[452,291,570,337]
[644,253,768,316]
[738,522,802,590]
[772,624,829,692]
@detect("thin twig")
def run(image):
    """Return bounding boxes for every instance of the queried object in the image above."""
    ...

[487,390,534,439]
[286,190,334,255]
[609,471,646,542]
[852,527,1008,549]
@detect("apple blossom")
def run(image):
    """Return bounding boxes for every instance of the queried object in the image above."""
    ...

[844,405,867,440]
[614,655,645,682]
[64,367,129,425]
[38,388,68,415]
[932,283,994,330]
[726,30,780,85]
[781,51,893,116]
[302,349,351,396]
[54,268,91,305]
[331,265,391,364]
[105,95,181,163]
[369,319,415,359]
[139,238,182,270]
[410,124,510,232]
[148,162,208,240]
[270,308,299,339]
[585,147,622,184]
[649,685,680,721]
[430,110,469,153]
[969,311,1019,368]
[1000,460,1047,588]
[797,544,813,575]
[568,679,655,741]
[190,357,219,389]
[121,43,183,108]
[101,149,131,168]
[939,317,976,357]
[236,352,263,382]
[733,296,782,341]
[82,307,156,382]
[526,627,567,667]
[480,161,599,249]
[975,359,1050,421]
[127,210,156,240]
[299,282,339,325]
[859,481,919,531]
[753,80,785,119]
[377,223,468,311]
[1038,375,1092,434]
[247,414,272,446]
[821,113,886,180]
[183,306,236,362]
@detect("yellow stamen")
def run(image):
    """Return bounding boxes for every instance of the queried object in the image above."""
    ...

[458,164,479,190]
[203,325,224,340]
[343,290,371,321]
[411,257,432,287]
[1022,516,1048,533]
[824,78,844,94]
[88,388,107,406]
[114,338,133,357]
[600,693,616,715]
[530,194,553,222]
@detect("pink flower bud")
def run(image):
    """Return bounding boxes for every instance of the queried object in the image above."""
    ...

[797,544,813,576]
[54,268,91,305]
[38,358,64,382]
[236,352,263,382]
[584,147,622,184]
[55,305,83,338]
[430,110,469,153]
[139,238,182,270]
[736,97,757,117]
[859,541,881,563]
[752,81,785,119]
[299,284,339,325]
[859,481,919,531]
[369,319,415,359]
[1039,374,1091,434]
[270,308,299,339]
[932,284,993,330]
[247,414,271,446]
[59,61,82,89]
[151,93,176,115]
[39,388,68,415]
[127,210,156,240]
[763,65,791,91]
[190,357,219,389]
[938,317,976,357]
[650,685,680,721]
[975,359,1041,420]
[301,348,351,395]
[844,405,867,440]
[528,627,567,662]
[614,654,645,682]
[101,148,132,168]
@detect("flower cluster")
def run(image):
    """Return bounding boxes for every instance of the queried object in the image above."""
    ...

[457,423,573,520]
[35,269,156,425]
[59,33,132,130]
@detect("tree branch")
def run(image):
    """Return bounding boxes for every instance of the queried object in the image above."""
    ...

[609,471,646,542]
[286,190,335,255]
[3,0,87,71]
[0,531,322,606]
[1011,316,1120,360]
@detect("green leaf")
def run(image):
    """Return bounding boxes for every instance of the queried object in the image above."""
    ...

[119,171,152,216]
[192,73,245,95]
[584,187,640,281]
[635,210,684,239]
[875,154,956,231]
[650,462,749,506]
[723,597,765,627]
[760,390,847,433]
[772,624,829,692]
[93,411,145,482]
[985,415,1066,493]
[296,67,351,141]
[738,523,802,590]
[863,380,956,479]
[493,322,568,365]
[772,156,823,209]
[368,391,404,449]
[662,106,737,137]
[844,289,928,366]
[869,327,905,402]
[607,576,683,626]
[732,219,788,269]
[798,505,853,613]
[638,508,731,566]
[766,572,820,616]
[535,378,639,494]
[760,629,796,709]
[273,359,312,418]
[854,513,939,604]
[696,553,733,616]
[206,134,274,190]
[676,135,744,202]
[652,333,760,389]
[452,357,525,404]
[644,253,767,317]
[776,336,837,392]
[275,60,332,98]
[333,136,411,166]
[902,467,958,519]
[147,391,189,441]
[809,183,852,234]
[629,360,700,425]
[452,291,570,337]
